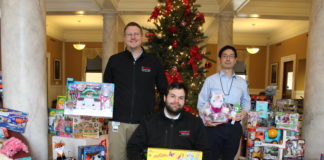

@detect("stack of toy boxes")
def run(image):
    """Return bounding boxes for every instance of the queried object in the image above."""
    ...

[246,100,303,160]
[49,78,114,160]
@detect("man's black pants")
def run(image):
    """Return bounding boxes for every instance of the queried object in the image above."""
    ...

[205,122,243,160]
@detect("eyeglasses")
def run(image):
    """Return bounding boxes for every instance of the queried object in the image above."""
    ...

[221,54,236,59]
[125,32,141,38]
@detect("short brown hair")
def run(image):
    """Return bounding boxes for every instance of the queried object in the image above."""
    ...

[124,22,143,35]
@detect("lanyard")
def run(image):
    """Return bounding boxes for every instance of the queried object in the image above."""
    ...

[219,73,234,96]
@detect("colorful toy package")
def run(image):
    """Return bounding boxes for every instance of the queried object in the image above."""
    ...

[0,108,28,133]
[64,78,114,118]
[48,109,73,137]
[78,145,106,160]
[147,147,202,160]
[275,112,299,131]
[52,135,108,160]
[56,96,66,109]
[247,112,259,129]
[284,139,305,159]
[73,116,100,139]
[199,93,241,123]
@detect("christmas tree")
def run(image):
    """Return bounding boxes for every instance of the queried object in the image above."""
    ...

[144,0,213,113]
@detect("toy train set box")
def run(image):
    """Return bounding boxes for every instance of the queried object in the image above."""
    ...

[147,147,203,160]
[0,108,28,133]
[64,78,114,118]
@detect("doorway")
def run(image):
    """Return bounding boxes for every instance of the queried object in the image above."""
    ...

[282,61,293,99]
[279,55,296,99]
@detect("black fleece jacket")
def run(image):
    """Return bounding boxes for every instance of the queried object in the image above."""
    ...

[127,110,210,160]
[103,49,168,124]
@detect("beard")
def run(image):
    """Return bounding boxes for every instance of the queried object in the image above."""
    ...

[165,103,183,116]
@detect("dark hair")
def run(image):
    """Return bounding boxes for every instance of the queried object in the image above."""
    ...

[166,82,188,99]
[124,22,143,35]
[218,45,237,58]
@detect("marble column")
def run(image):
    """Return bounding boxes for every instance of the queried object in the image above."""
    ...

[303,0,324,159]
[1,0,48,159]
[102,12,118,73]
[217,12,234,71]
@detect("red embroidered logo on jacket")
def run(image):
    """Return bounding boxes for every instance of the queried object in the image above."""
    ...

[179,130,190,136]
[141,66,151,72]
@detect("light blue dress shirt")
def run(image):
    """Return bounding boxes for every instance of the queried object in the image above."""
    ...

[197,71,251,117]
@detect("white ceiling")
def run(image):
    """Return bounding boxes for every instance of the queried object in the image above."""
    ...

[44,0,311,45]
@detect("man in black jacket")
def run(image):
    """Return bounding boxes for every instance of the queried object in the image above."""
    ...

[127,82,210,160]
[103,22,168,160]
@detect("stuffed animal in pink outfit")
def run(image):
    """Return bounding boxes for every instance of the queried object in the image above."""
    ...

[0,137,29,158]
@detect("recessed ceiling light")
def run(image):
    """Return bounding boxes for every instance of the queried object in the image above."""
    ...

[249,14,260,18]
[76,11,85,15]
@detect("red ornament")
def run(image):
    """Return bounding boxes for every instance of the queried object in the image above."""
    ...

[194,11,205,22]
[145,32,155,38]
[180,21,187,27]
[168,26,177,34]
[172,41,178,47]
[205,62,212,69]
[164,67,183,85]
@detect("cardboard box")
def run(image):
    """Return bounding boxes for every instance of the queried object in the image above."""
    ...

[147,147,202,160]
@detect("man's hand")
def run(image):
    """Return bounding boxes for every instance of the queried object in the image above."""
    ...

[235,110,247,121]
[205,120,224,127]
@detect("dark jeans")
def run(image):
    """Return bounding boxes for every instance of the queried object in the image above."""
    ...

[206,122,243,160]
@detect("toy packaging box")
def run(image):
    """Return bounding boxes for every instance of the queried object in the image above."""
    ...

[78,145,106,160]
[283,139,305,159]
[247,112,259,129]
[147,147,203,160]
[56,96,66,109]
[275,112,299,131]
[48,109,73,137]
[73,116,100,139]
[256,101,268,119]
[52,135,108,160]
[0,108,28,133]
[199,93,241,123]
[64,78,114,118]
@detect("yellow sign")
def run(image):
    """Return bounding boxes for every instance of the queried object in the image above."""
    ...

[147,147,202,160]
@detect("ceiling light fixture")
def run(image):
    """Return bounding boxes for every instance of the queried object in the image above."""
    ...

[73,43,86,50]
[246,47,260,54]
[73,20,86,51]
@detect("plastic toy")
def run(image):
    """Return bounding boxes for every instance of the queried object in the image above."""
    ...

[265,129,281,144]
[0,137,29,158]
[255,131,264,141]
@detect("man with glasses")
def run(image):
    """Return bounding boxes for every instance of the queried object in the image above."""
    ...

[197,45,251,160]
[103,22,168,160]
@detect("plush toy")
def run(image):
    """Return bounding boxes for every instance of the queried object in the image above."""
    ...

[0,137,29,158]
[0,153,12,160]
[54,141,66,160]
